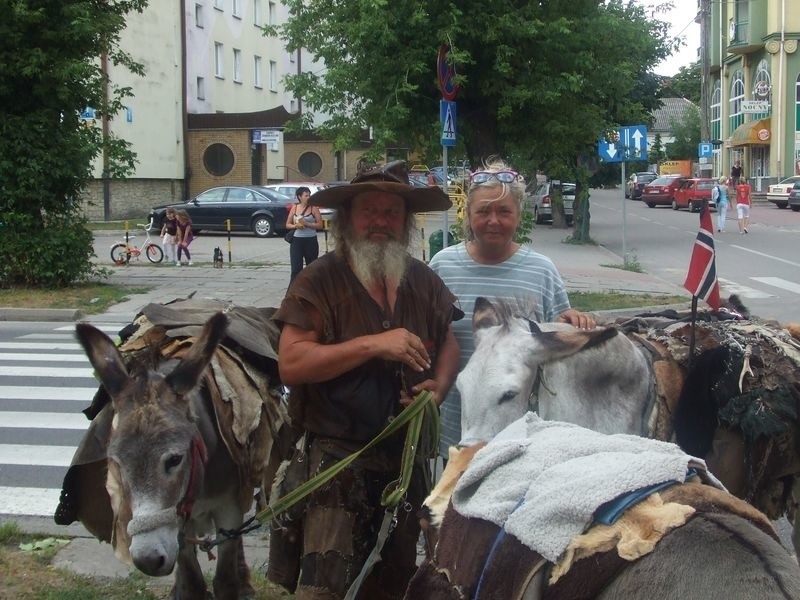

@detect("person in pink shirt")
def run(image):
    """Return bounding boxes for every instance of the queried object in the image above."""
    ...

[735,179,751,234]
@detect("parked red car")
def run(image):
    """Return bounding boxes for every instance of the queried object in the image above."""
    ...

[672,178,717,212]
[641,175,685,207]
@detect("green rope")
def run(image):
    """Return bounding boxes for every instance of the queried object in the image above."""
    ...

[256,390,437,524]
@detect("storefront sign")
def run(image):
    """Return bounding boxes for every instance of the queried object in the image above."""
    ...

[741,100,769,114]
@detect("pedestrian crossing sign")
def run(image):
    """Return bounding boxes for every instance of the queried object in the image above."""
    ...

[440,100,456,147]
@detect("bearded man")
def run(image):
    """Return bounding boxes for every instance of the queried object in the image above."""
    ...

[273,161,462,600]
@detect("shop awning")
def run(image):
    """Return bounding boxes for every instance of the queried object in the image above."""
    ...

[730,118,771,146]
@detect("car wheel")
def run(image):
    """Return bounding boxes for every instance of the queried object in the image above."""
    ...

[646,202,655,208]
[690,201,698,213]
[625,189,630,199]
[792,205,800,212]
[566,216,574,226]
[252,216,274,237]
[671,200,678,210]
[535,207,545,225]
[777,201,788,209]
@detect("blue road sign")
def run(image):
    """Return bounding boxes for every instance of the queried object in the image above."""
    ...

[598,125,648,163]
[698,142,713,158]
[440,100,456,147]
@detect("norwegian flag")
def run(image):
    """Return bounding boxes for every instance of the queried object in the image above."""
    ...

[683,202,720,309]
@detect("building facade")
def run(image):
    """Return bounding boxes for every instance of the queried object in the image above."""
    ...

[83,1,368,220]
[707,0,800,191]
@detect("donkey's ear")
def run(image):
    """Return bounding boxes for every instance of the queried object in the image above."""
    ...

[537,327,618,362]
[75,323,130,398]
[473,297,502,331]
[167,312,229,395]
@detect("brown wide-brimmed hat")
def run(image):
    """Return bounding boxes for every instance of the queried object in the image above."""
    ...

[310,160,452,213]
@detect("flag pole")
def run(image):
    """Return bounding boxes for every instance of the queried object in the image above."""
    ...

[688,295,698,369]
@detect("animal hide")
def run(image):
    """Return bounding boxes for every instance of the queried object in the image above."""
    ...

[616,312,800,521]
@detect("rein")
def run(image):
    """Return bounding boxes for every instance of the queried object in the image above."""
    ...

[178,436,208,520]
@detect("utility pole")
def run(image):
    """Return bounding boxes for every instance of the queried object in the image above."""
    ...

[699,0,711,176]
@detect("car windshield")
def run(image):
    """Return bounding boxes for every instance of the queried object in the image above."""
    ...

[562,184,576,194]
[650,177,678,186]
[779,176,800,185]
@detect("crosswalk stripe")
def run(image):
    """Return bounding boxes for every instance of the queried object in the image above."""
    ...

[0,342,82,351]
[0,444,76,467]
[0,486,62,516]
[0,386,97,401]
[2,412,90,430]
[0,353,89,363]
[751,276,800,295]
[717,277,776,299]
[18,333,79,340]
[54,324,123,333]
[0,366,95,378]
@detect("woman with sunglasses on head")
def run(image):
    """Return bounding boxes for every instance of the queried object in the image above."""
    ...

[428,157,594,457]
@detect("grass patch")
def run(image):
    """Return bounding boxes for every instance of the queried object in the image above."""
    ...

[568,291,688,312]
[0,283,148,314]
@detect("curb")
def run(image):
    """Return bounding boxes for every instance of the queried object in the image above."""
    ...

[0,308,85,322]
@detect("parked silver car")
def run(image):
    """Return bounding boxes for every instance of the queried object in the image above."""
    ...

[524,181,575,225]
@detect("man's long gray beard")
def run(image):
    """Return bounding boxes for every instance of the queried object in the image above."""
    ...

[348,239,409,288]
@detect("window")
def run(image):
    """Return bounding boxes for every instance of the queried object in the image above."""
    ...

[195,3,204,28]
[232,0,241,18]
[268,1,276,26]
[269,60,277,91]
[196,188,227,204]
[196,76,205,100]
[233,48,242,83]
[254,56,262,88]
[253,0,262,25]
[752,59,772,119]
[203,144,234,177]
[214,0,223,10]
[290,98,297,112]
[298,152,323,178]
[289,51,295,64]
[728,70,744,132]
[711,79,721,175]
[227,188,255,203]
[214,42,224,78]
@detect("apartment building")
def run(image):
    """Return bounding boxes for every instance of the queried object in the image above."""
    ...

[705,0,800,190]
[82,1,362,220]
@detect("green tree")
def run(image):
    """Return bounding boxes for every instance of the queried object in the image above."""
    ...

[0,0,146,286]
[665,105,701,160]
[272,1,674,240]
[661,62,701,103]
[650,133,667,163]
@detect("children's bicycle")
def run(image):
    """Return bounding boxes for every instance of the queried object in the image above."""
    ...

[110,221,164,265]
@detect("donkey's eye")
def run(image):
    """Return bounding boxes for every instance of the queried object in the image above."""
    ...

[499,390,517,404]
[164,453,183,473]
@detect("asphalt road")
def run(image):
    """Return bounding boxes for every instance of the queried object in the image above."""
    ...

[587,188,800,323]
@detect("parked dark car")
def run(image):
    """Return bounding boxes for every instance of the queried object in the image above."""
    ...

[641,175,685,207]
[672,178,717,212]
[148,185,294,238]
[788,182,800,212]
[626,171,658,200]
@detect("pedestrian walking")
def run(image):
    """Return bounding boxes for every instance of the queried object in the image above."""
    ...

[285,186,322,283]
[714,176,729,232]
[736,178,752,234]
[730,161,742,186]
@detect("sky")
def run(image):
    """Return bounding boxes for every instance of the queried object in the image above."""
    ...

[637,1,701,76]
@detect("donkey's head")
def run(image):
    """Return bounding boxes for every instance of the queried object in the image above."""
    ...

[456,298,615,446]
[76,313,228,576]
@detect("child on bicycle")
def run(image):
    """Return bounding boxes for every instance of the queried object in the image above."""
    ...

[160,208,178,264]
[175,209,194,266]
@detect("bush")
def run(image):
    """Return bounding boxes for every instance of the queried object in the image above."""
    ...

[0,212,98,287]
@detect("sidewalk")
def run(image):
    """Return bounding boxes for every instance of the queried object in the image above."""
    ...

[1,226,689,584]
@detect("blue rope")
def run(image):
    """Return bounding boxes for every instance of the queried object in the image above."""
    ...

[473,496,525,600]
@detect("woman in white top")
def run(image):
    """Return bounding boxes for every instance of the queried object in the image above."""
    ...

[286,186,323,282]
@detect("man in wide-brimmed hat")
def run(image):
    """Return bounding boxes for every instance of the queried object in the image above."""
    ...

[272,160,462,599]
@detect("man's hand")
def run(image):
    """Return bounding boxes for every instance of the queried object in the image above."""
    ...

[374,328,431,372]
[400,379,439,407]
[557,309,596,330]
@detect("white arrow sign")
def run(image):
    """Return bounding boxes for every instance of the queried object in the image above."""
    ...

[631,129,644,153]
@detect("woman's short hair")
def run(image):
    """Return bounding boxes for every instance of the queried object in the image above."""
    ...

[463,157,525,240]
[295,186,311,199]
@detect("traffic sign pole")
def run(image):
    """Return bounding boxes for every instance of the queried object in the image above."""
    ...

[438,46,457,251]
[442,145,449,248]
[621,162,627,262]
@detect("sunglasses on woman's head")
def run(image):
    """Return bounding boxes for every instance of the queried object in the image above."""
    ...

[470,170,519,184]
